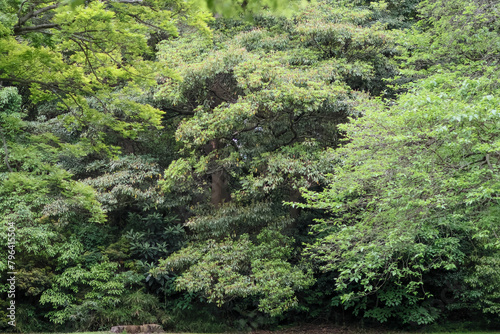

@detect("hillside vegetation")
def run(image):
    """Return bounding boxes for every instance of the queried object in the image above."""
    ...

[0,0,498,332]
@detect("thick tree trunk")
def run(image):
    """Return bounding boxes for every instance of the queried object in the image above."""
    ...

[211,169,231,207]
[206,139,231,207]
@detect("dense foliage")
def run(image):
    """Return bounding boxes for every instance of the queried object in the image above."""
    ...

[0,0,498,331]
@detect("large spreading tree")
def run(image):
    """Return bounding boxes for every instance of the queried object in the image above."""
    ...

[153,0,400,317]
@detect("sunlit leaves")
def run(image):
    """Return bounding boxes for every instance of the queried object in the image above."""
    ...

[301,74,500,323]
[156,229,313,315]
[153,0,400,317]
[400,0,500,77]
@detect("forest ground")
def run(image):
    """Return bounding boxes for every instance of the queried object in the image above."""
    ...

[253,325,499,334]
[26,328,500,334]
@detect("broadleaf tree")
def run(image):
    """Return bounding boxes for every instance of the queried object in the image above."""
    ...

[0,0,211,330]
[153,0,401,317]
[299,0,500,325]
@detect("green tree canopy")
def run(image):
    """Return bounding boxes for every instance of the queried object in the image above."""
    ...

[301,74,500,324]
[153,0,401,316]
[299,0,500,325]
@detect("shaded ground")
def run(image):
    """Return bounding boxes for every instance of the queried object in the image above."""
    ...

[252,324,390,334]
[251,324,500,334]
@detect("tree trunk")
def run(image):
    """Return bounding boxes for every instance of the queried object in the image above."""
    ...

[211,169,231,207]
[206,139,231,207]
[289,187,301,220]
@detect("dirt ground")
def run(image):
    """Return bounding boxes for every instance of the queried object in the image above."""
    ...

[251,323,392,334]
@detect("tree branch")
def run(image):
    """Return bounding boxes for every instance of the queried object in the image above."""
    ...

[17,3,59,27]
[0,77,67,91]
[485,153,494,171]
[128,13,167,32]
[14,23,60,34]
[160,106,195,115]
[232,124,259,137]
[17,0,29,21]
[68,36,105,84]
[209,88,237,104]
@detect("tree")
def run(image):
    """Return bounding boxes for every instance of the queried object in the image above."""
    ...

[301,74,500,325]
[401,0,500,78]
[153,0,400,317]
[0,0,210,330]
[299,0,500,325]
[0,86,108,331]
[0,0,213,153]
[192,0,297,18]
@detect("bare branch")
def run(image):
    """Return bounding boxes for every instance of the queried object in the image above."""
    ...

[17,3,59,27]
[128,13,168,32]
[17,0,29,20]
[14,23,60,34]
